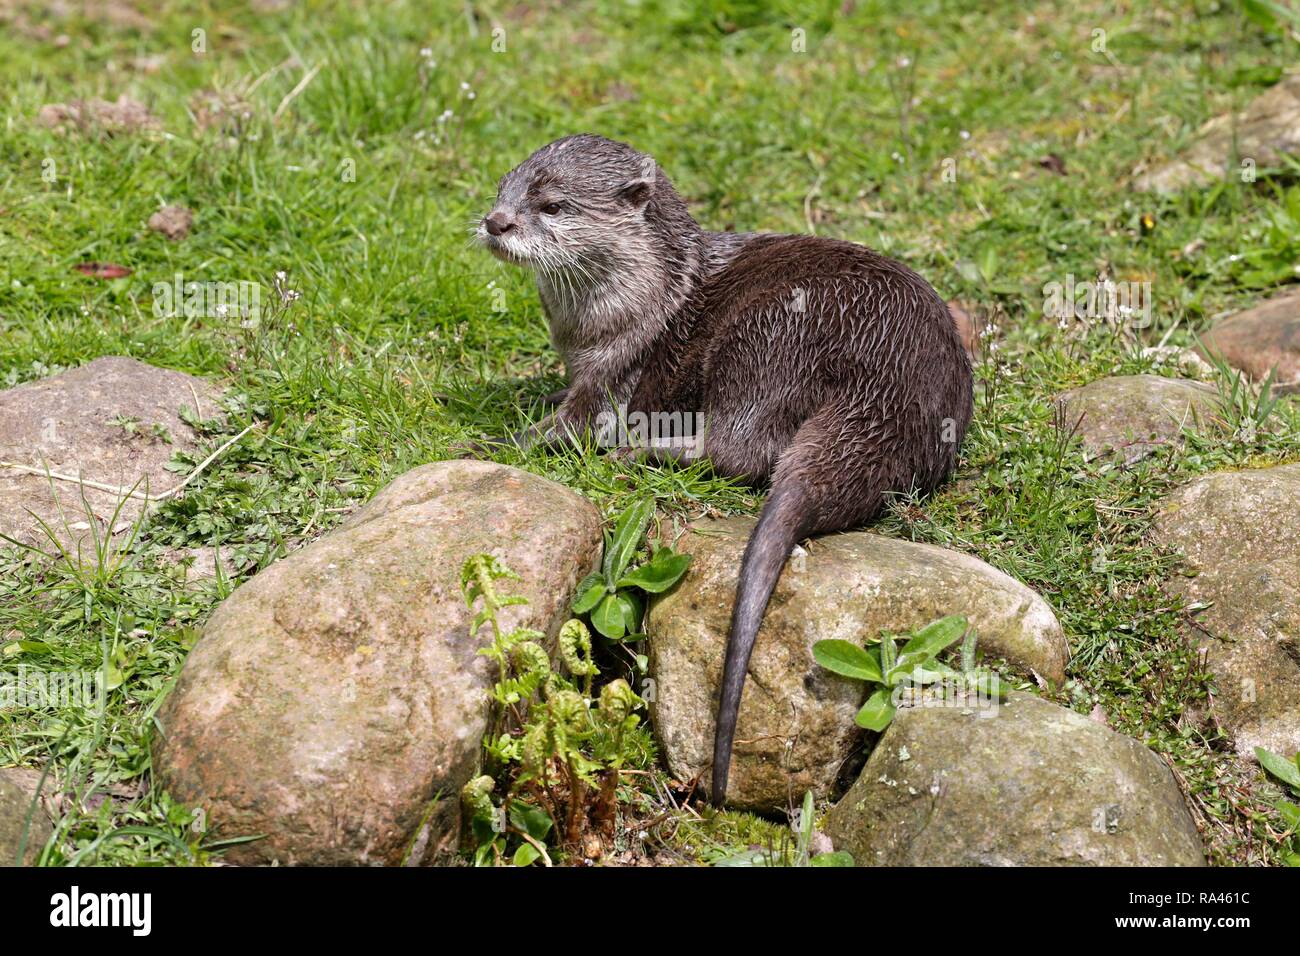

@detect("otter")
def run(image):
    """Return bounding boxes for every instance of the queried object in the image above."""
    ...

[475,134,973,806]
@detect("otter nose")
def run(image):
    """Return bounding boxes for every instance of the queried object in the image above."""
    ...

[484,212,515,236]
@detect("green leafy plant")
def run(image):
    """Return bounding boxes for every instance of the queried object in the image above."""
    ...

[812,615,1005,731]
[571,499,691,641]
[1255,746,1300,867]
[460,553,649,866]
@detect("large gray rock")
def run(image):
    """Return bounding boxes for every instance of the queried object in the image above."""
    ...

[1198,289,1300,394]
[0,768,53,866]
[1154,463,1300,759]
[823,694,1205,866]
[152,460,602,865]
[0,356,222,554]
[1136,73,1300,193]
[1057,374,1222,464]
[646,517,1067,811]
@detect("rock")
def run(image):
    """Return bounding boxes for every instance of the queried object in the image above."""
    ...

[646,517,1067,811]
[147,205,194,241]
[1136,73,1300,193]
[1154,463,1300,759]
[1198,289,1300,394]
[0,768,54,866]
[1056,374,1222,464]
[0,356,222,554]
[38,95,161,136]
[151,460,602,865]
[823,694,1205,866]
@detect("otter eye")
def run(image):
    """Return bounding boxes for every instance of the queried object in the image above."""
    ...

[540,202,562,215]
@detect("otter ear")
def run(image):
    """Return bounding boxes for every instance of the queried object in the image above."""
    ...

[618,178,652,209]
[618,157,657,209]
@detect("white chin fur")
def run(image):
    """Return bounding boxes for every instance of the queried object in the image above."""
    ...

[484,238,530,266]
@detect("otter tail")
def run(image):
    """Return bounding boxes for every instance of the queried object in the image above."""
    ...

[709,395,903,806]
[710,480,817,805]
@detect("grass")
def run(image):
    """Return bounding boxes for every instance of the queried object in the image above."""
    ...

[1,0,1299,865]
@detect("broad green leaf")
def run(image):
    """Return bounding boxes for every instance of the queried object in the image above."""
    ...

[812,640,883,682]
[617,550,691,593]
[1256,747,1300,791]
[810,851,855,867]
[509,801,554,841]
[3,640,51,656]
[614,591,643,638]
[513,843,541,867]
[603,498,655,583]
[104,661,126,692]
[571,574,608,615]
[978,245,999,282]
[898,615,968,663]
[591,594,626,640]
[855,688,896,731]
[900,665,950,686]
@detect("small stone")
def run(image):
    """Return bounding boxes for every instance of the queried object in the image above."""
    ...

[1198,289,1300,394]
[1136,74,1300,193]
[0,357,222,553]
[1056,374,1222,464]
[147,205,194,241]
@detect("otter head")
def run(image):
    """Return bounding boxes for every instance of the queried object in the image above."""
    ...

[477,134,695,281]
